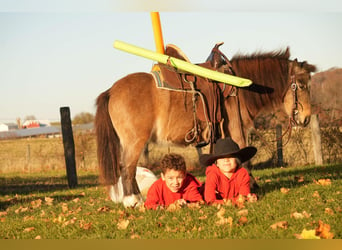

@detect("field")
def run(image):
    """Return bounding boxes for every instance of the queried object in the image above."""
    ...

[1,163,341,239]
[0,132,341,239]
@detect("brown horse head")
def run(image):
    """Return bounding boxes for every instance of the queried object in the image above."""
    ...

[283,58,317,126]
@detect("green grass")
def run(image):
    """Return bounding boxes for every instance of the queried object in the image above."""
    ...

[0,164,341,239]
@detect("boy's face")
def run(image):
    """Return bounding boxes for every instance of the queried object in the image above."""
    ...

[161,169,186,193]
[216,157,238,176]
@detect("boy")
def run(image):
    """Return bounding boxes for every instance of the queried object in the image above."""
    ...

[200,137,258,205]
[144,153,203,209]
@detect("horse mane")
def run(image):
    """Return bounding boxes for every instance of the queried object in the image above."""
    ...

[232,47,290,61]
[230,47,291,117]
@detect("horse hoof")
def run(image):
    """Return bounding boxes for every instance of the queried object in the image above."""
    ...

[123,194,143,208]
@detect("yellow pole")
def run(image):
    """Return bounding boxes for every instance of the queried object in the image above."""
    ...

[114,40,253,87]
[150,12,165,54]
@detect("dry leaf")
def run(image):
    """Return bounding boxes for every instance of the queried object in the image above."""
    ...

[325,208,334,215]
[61,203,68,213]
[23,227,35,232]
[198,215,207,220]
[265,179,272,183]
[295,175,305,183]
[216,216,233,226]
[270,221,288,230]
[23,216,35,221]
[312,191,320,198]
[31,199,42,209]
[294,229,320,239]
[216,207,226,219]
[117,219,129,230]
[237,209,248,217]
[291,211,311,219]
[79,220,92,230]
[45,197,54,205]
[280,188,290,194]
[15,206,29,214]
[238,216,248,225]
[97,206,110,212]
[72,198,80,203]
[316,220,334,239]
[0,211,7,217]
[34,235,41,240]
[130,234,141,239]
[314,179,332,186]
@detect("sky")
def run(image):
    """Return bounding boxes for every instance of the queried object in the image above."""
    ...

[1,1,342,123]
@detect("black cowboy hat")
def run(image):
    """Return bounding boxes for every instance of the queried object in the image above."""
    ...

[200,137,257,166]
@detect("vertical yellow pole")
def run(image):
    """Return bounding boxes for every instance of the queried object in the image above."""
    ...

[150,12,165,54]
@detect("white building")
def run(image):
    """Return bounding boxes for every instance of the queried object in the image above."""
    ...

[0,123,18,132]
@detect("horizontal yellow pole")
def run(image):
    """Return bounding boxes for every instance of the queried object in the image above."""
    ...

[113,40,252,87]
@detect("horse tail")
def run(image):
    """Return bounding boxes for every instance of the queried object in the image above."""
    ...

[95,89,120,186]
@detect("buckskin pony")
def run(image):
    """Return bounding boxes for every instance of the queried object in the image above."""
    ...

[95,44,316,207]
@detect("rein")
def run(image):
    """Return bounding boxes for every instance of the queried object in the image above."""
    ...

[252,71,300,148]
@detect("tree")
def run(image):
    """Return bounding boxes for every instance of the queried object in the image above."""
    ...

[72,112,94,125]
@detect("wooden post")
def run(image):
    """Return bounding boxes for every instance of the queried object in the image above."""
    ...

[60,107,78,188]
[310,114,323,165]
[276,124,284,167]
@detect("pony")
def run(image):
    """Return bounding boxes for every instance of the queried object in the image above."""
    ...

[95,46,316,207]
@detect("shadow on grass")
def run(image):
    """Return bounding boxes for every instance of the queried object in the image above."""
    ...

[0,174,100,210]
[0,174,99,195]
[255,163,342,197]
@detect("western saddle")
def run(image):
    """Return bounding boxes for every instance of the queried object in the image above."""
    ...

[151,42,236,148]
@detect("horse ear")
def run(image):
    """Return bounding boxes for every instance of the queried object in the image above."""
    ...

[302,61,317,73]
[285,47,290,58]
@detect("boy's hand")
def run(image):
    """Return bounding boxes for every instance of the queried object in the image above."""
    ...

[247,193,258,203]
[176,199,187,207]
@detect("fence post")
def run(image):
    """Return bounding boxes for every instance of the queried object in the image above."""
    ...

[60,107,78,188]
[310,114,323,165]
[276,124,283,167]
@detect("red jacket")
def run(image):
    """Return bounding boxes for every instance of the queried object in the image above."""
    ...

[144,173,203,209]
[204,164,250,204]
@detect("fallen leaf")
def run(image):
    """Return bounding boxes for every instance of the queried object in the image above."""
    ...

[294,229,320,239]
[23,216,35,221]
[325,208,334,215]
[216,216,233,226]
[238,216,248,225]
[15,206,29,214]
[117,219,129,230]
[265,179,272,183]
[97,206,110,212]
[34,235,41,240]
[45,197,54,205]
[198,215,207,220]
[294,175,305,183]
[79,220,92,230]
[31,199,42,209]
[0,211,7,217]
[312,191,320,198]
[291,211,311,219]
[61,203,68,213]
[72,198,80,203]
[314,179,332,186]
[316,220,334,239]
[130,234,141,239]
[23,227,35,232]
[166,203,181,212]
[280,187,290,194]
[216,207,226,219]
[270,221,288,230]
[237,209,248,217]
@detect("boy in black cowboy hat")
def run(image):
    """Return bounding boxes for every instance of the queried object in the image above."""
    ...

[200,137,257,205]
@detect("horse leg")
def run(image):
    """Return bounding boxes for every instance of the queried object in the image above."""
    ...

[120,139,149,207]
